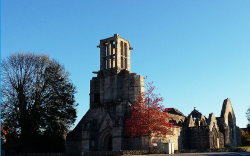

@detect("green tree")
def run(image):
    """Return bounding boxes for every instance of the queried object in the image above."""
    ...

[242,108,250,146]
[1,52,78,152]
[241,124,250,146]
[246,107,250,124]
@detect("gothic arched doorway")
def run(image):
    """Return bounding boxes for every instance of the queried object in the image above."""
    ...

[104,134,112,151]
[98,128,112,151]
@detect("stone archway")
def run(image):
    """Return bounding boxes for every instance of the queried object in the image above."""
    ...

[98,128,113,151]
[104,133,112,151]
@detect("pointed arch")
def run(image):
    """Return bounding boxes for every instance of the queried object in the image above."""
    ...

[98,128,113,151]
[228,112,234,140]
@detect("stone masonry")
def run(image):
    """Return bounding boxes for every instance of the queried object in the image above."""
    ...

[161,98,242,150]
[66,34,145,155]
[65,34,242,155]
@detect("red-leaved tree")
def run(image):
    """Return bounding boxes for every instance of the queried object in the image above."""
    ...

[1,121,7,144]
[125,79,174,151]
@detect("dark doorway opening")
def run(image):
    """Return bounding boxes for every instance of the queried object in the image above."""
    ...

[108,136,112,151]
[104,134,112,151]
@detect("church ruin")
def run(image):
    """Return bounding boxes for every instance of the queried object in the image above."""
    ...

[164,98,242,150]
[66,34,242,155]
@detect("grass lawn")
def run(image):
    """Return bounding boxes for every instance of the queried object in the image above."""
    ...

[229,146,250,148]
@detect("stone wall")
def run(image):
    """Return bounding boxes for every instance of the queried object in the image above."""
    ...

[158,127,183,150]
[187,126,209,149]
[89,77,100,107]
[164,110,186,150]
[65,141,82,156]
[6,154,64,156]
[179,148,250,153]
[127,137,143,150]
[66,111,87,156]
[83,150,164,156]
[236,126,242,146]
[97,71,144,105]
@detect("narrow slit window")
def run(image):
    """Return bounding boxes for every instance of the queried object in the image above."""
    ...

[106,44,108,56]
[124,43,127,57]
[121,57,124,69]
[106,59,108,69]
[125,58,127,69]
[120,41,123,56]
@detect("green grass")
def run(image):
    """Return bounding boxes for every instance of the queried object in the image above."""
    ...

[228,146,250,148]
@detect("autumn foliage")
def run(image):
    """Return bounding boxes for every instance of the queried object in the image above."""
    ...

[125,80,174,140]
[1,122,7,135]
[1,121,7,144]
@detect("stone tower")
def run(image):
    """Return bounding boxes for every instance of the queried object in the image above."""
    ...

[66,34,145,155]
[99,33,132,73]
[90,34,144,107]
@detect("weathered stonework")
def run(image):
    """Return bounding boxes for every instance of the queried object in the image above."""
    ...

[163,98,242,150]
[65,34,242,155]
[66,34,145,155]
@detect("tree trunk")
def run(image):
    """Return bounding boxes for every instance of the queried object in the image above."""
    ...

[18,86,32,152]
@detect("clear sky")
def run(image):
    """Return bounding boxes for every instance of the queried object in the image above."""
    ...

[1,1,250,129]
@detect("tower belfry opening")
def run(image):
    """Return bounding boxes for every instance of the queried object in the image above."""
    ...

[98,34,133,73]
[91,34,143,105]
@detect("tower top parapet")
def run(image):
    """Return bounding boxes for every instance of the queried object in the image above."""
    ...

[97,34,133,74]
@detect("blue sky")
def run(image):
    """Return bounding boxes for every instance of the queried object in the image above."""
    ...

[1,1,250,129]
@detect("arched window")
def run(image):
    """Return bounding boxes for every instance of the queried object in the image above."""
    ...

[124,43,127,57]
[120,41,128,69]
[228,112,234,139]
[177,120,183,127]
[124,43,127,69]
[120,41,123,56]
[106,43,108,56]
[120,41,124,69]
[169,120,177,126]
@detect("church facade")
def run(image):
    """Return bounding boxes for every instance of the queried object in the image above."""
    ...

[66,34,241,155]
